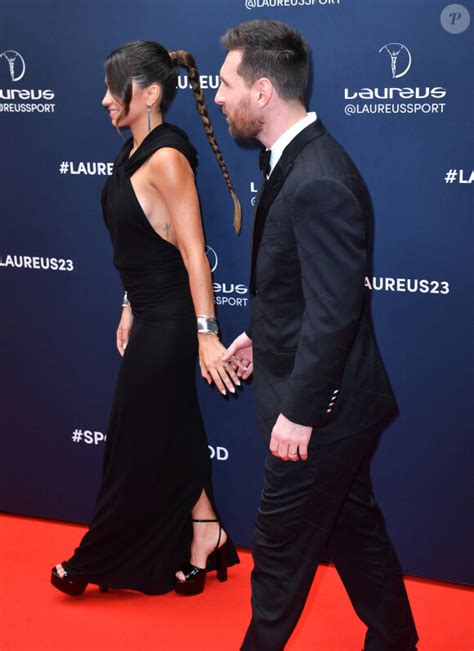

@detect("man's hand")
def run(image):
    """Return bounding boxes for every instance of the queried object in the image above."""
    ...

[222,332,254,380]
[270,414,313,462]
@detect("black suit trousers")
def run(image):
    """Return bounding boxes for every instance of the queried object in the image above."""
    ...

[241,426,418,651]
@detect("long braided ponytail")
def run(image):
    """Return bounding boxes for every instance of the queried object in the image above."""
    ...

[170,50,241,234]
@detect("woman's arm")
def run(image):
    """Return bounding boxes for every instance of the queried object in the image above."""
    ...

[148,147,239,395]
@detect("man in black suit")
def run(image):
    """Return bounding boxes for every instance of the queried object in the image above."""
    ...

[217,20,418,651]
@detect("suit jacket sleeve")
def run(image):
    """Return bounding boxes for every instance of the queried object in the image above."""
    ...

[280,177,367,427]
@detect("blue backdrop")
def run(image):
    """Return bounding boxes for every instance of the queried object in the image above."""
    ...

[1,0,472,585]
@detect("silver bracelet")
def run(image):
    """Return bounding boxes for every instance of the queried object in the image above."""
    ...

[197,314,219,335]
[122,292,131,308]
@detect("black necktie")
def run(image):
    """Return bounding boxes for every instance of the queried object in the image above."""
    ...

[259,148,271,177]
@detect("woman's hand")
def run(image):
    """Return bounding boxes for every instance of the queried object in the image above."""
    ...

[116,307,133,356]
[198,333,240,396]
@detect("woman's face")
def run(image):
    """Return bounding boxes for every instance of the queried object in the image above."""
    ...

[102,79,152,129]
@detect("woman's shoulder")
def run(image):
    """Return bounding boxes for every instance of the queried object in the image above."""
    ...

[152,122,198,171]
[125,122,198,175]
[147,147,196,195]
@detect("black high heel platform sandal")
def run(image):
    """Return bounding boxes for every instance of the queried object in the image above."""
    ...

[174,519,229,596]
[51,564,109,596]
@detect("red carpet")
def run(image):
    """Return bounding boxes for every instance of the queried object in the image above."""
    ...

[0,513,472,650]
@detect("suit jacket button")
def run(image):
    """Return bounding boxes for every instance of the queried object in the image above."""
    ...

[251,289,258,297]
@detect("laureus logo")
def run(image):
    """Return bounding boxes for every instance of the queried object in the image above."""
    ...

[1,50,26,82]
[343,41,446,116]
[379,43,412,79]
[0,48,55,113]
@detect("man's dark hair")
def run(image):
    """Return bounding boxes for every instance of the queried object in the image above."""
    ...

[220,19,309,102]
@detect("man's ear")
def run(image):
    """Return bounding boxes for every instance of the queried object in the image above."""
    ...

[253,78,273,108]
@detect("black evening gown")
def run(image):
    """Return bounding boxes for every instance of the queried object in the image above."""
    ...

[63,123,239,594]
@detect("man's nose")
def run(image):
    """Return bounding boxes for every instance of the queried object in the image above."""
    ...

[214,84,224,105]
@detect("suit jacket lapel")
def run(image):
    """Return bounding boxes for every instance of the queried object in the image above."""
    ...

[249,119,326,294]
[249,163,287,294]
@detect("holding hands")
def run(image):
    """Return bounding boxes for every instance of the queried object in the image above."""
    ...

[222,331,254,380]
[198,333,241,396]
[200,330,254,395]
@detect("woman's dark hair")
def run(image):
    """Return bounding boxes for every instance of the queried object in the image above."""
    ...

[220,19,309,104]
[105,41,241,233]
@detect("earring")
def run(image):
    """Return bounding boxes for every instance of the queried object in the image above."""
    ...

[146,104,152,132]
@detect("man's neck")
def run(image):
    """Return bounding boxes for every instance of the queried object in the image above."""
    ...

[258,102,308,149]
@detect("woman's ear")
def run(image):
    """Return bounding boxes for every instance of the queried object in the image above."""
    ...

[145,83,162,108]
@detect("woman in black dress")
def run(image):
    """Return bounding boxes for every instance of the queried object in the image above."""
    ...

[51,41,240,596]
